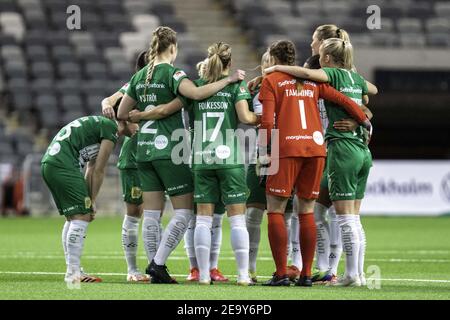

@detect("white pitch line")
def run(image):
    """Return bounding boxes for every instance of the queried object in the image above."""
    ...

[0,254,449,263]
[0,271,449,284]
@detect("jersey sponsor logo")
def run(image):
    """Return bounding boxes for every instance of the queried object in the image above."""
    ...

[313,131,324,145]
[340,86,363,95]
[303,81,317,87]
[239,86,247,93]
[284,89,314,98]
[215,145,231,160]
[173,70,187,81]
[285,135,313,141]
[48,142,61,156]
[269,187,287,194]
[154,135,169,150]
[216,92,231,98]
[277,79,296,87]
[136,83,165,90]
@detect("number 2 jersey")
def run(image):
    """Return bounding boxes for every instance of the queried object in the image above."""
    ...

[258,71,367,158]
[41,116,118,170]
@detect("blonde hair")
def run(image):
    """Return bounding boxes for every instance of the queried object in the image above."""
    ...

[196,58,208,78]
[320,38,354,70]
[314,24,350,42]
[203,42,232,83]
[144,26,177,94]
[261,51,270,66]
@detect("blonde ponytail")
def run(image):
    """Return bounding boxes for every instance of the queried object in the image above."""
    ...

[320,38,354,70]
[143,26,177,95]
[315,24,351,42]
[203,42,231,83]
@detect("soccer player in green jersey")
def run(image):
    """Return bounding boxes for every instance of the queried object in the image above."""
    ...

[189,42,259,285]
[128,59,230,283]
[117,27,245,284]
[266,38,377,287]
[100,51,150,282]
[41,115,130,284]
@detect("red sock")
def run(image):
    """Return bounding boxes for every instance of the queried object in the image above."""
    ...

[267,212,288,277]
[299,212,317,277]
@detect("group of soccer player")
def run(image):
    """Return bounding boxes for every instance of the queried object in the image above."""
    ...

[41,23,376,288]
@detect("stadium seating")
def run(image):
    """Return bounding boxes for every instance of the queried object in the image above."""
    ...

[0,0,202,165]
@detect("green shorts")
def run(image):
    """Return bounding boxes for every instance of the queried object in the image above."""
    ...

[41,163,93,216]
[246,164,293,210]
[137,160,194,196]
[120,169,143,205]
[193,166,249,205]
[320,160,329,190]
[327,139,372,201]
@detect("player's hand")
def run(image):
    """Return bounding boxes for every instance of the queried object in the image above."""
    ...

[102,105,115,119]
[333,118,359,132]
[362,120,373,145]
[127,123,139,136]
[128,110,141,123]
[228,69,246,83]
[264,65,278,74]
[248,76,262,92]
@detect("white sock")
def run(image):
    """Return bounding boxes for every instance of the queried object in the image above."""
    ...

[314,202,330,272]
[62,221,70,265]
[338,214,360,278]
[355,215,366,276]
[245,207,264,273]
[284,210,292,259]
[122,215,140,274]
[194,215,213,282]
[184,215,197,269]
[229,214,250,281]
[154,209,193,266]
[66,220,89,274]
[142,210,161,263]
[159,221,163,243]
[210,213,223,270]
[328,206,342,275]
[289,213,302,270]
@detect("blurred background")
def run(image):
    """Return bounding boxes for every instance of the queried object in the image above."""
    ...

[0,0,449,216]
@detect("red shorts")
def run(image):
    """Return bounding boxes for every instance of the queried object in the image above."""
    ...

[266,157,325,199]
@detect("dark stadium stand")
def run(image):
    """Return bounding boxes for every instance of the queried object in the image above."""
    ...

[0,0,449,165]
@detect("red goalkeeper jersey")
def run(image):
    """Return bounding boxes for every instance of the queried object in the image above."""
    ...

[258,71,367,158]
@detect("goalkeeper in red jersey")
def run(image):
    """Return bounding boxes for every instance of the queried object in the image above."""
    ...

[258,40,371,286]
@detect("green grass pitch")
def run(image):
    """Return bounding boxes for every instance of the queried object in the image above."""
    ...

[0,216,449,300]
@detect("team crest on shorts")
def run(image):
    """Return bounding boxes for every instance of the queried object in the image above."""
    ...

[131,187,142,199]
[84,197,92,209]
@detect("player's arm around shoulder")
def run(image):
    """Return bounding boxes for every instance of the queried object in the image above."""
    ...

[101,91,123,119]
[265,65,329,82]
[128,97,184,122]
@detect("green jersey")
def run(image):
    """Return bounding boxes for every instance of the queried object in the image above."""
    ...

[322,67,368,146]
[189,78,251,170]
[126,63,189,163]
[41,116,118,170]
[117,82,138,170]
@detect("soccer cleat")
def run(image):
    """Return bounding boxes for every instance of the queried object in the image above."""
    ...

[286,265,301,282]
[262,274,291,286]
[237,278,254,286]
[328,275,361,287]
[359,273,367,286]
[311,269,333,283]
[249,271,258,284]
[186,267,199,281]
[295,276,312,287]
[127,272,150,283]
[147,260,178,284]
[79,268,102,283]
[210,268,229,282]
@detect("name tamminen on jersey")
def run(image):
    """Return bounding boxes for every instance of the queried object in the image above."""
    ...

[284,89,314,98]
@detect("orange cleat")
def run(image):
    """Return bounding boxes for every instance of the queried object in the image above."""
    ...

[186,267,199,281]
[210,268,229,282]
[286,265,301,282]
